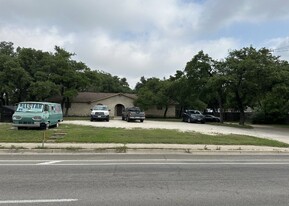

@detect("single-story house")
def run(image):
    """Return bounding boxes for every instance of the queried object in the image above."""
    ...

[47,92,176,118]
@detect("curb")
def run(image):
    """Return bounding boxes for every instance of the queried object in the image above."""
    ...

[0,143,289,154]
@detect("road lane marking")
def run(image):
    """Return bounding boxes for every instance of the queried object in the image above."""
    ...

[0,199,78,204]
[38,160,62,165]
[1,162,289,166]
[1,159,289,166]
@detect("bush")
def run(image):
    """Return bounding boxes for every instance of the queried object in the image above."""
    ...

[251,111,288,124]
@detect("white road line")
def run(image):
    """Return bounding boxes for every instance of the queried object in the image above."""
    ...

[38,160,62,165]
[1,162,289,166]
[0,159,289,166]
[0,199,78,204]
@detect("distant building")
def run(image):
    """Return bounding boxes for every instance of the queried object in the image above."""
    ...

[47,92,176,118]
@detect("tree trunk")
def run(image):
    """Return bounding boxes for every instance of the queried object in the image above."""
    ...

[235,91,245,125]
[61,97,65,113]
[178,106,184,118]
[64,97,70,117]
[239,110,245,126]
[65,107,69,117]
[217,90,224,123]
[163,105,168,118]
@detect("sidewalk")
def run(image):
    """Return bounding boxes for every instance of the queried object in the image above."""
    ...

[1,142,289,154]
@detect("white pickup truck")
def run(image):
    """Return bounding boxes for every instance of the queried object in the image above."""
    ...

[90,105,110,121]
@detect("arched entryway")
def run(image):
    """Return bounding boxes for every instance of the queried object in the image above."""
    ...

[115,104,125,116]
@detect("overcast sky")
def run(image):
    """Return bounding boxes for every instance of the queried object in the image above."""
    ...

[1,0,289,88]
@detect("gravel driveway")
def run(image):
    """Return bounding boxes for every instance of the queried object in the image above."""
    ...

[63,119,289,144]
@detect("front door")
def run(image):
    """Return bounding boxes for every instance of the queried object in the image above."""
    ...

[115,104,124,116]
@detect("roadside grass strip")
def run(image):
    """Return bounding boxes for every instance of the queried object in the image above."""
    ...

[0,124,288,147]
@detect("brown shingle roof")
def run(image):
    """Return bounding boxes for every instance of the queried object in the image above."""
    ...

[47,92,137,103]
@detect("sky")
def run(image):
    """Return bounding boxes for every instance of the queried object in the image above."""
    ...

[1,0,289,88]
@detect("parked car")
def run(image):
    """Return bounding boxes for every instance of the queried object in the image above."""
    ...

[12,102,63,130]
[204,114,221,122]
[90,105,110,121]
[182,110,205,123]
[122,107,145,122]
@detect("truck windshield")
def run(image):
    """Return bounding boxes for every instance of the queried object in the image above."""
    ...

[16,103,44,112]
[128,108,140,112]
[93,105,108,110]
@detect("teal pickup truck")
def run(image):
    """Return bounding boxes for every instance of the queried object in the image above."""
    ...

[12,102,63,130]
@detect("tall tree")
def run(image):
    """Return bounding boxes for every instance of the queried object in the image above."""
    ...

[254,60,289,123]
[48,46,90,116]
[0,42,16,105]
[183,51,227,119]
[225,47,279,125]
[135,77,172,117]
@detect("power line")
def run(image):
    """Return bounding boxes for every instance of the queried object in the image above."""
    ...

[271,45,289,53]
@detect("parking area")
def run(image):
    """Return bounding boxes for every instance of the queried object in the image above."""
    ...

[63,119,289,144]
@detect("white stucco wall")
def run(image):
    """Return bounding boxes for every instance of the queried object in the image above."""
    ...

[145,105,176,118]
[67,94,176,118]
[68,94,135,117]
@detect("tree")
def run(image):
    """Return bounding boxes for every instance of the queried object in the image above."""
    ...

[168,71,191,117]
[16,47,60,102]
[2,61,32,103]
[83,70,132,93]
[224,47,279,125]
[48,46,90,116]
[183,51,227,121]
[0,41,133,111]
[253,60,289,123]
[204,60,228,122]
[0,41,15,56]
[135,77,172,117]
[0,42,16,105]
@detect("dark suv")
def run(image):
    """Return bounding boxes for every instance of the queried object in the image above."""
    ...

[182,110,205,123]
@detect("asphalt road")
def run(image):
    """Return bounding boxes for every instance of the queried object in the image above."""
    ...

[0,154,289,205]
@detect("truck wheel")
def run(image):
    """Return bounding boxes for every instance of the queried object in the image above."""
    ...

[140,120,144,123]
[106,118,109,122]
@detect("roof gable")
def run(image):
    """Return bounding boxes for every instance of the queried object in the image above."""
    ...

[47,92,137,103]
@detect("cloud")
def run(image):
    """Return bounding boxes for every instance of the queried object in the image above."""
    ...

[0,25,75,52]
[73,30,239,86]
[0,0,288,88]
[197,0,289,34]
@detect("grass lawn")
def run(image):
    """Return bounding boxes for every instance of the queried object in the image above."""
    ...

[0,123,288,147]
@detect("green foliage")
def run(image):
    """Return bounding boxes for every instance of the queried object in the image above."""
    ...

[0,41,132,112]
[1,41,288,124]
[179,51,226,119]
[224,47,286,125]
[165,47,289,124]
[135,77,173,117]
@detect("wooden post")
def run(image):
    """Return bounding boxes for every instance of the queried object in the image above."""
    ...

[42,131,45,148]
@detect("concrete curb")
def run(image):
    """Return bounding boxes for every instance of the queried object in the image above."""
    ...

[0,143,289,154]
